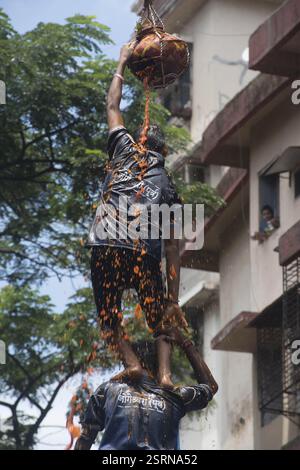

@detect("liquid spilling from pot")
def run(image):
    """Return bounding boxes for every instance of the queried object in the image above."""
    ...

[139,78,150,148]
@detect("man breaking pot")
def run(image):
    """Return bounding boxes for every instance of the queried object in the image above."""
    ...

[86,42,188,388]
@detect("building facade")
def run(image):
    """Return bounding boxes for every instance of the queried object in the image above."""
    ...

[133,0,300,449]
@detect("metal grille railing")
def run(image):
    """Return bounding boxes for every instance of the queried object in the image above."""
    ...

[282,257,300,425]
[257,325,283,426]
[257,257,300,426]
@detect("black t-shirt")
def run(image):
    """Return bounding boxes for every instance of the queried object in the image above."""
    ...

[86,127,183,262]
[80,374,213,451]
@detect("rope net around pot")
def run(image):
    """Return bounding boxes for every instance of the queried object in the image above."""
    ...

[128,0,190,90]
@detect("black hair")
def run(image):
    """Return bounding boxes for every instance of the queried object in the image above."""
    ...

[261,205,274,217]
[131,340,158,378]
[134,125,166,154]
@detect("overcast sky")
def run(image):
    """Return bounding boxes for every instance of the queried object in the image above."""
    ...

[0,0,137,312]
[0,0,137,450]
[1,0,137,57]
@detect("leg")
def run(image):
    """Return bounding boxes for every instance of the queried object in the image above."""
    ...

[91,246,143,382]
[110,330,143,382]
[135,254,174,388]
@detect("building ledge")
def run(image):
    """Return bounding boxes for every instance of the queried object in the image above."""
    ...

[249,295,282,329]
[212,296,284,353]
[180,167,249,272]
[211,311,259,353]
[132,0,204,32]
[180,280,218,309]
[132,0,180,16]
[249,0,300,77]
[168,145,203,173]
[204,168,248,233]
[197,73,290,167]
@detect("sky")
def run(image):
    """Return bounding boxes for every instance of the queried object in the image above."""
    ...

[1,0,137,58]
[0,0,137,449]
[0,0,137,313]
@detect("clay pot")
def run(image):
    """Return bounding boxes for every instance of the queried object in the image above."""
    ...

[128,23,189,89]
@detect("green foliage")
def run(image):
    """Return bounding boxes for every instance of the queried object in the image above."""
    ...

[0,283,197,449]
[0,284,115,449]
[174,175,225,217]
[123,73,191,154]
[0,11,116,285]
[0,9,222,449]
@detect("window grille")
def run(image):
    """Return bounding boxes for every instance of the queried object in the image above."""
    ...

[295,170,300,198]
[282,257,300,425]
[257,321,283,426]
[256,258,300,426]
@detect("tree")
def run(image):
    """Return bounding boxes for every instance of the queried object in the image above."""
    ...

[0,284,115,449]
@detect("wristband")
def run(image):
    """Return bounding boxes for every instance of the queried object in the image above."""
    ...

[114,73,124,82]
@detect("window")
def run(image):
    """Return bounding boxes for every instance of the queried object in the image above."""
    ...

[295,170,300,198]
[259,173,280,219]
[258,173,280,237]
[184,164,205,184]
[161,43,193,119]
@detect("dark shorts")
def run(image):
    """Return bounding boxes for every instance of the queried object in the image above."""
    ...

[90,246,166,334]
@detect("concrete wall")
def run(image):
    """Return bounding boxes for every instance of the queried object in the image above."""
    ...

[179,214,256,450]
[180,299,220,450]
[179,267,219,302]
[179,0,279,142]
[211,90,300,451]
[173,0,286,450]
[216,209,255,449]
[219,212,251,325]
[157,0,294,450]
[247,94,300,449]
[208,88,300,451]
[250,97,300,312]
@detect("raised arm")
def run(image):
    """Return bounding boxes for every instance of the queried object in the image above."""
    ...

[183,339,218,395]
[74,386,106,450]
[163,219,188,331]
[107,43,135,131]
[74,424,98,450]
[163,327,218,395]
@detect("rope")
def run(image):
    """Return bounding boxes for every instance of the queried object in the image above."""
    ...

[140,0,165,31]
[130,0,189,89]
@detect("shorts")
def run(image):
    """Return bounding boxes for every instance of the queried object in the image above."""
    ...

[90,245,166,335]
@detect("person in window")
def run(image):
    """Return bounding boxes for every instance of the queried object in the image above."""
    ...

[74,329,218,451]
[251,204,280,243]
[86,43,187,388]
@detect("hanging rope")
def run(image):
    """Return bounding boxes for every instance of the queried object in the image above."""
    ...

[128,0,189,89]
[137,0,164,33]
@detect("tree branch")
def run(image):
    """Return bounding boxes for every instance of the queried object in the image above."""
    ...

[0,400,14,410]
[24,369,80,449]
[24,120,81,151]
